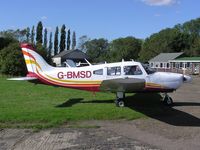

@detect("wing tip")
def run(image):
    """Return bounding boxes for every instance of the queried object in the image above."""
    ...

[7,77,37,81]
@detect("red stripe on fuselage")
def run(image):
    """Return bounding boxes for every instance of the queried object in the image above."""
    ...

[22,50,35,60]
[36,69,100,92]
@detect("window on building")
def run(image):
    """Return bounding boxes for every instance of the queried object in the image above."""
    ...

[93,69,103,75]
[183,63,187,68]
[167,63,169,68]
[173,63,175,68]
[124,65,143,75]
[107,66,121,76]
[180,62,183,68]
[187,62,190,68]
[160,63,163,68]
[156,64,158,68]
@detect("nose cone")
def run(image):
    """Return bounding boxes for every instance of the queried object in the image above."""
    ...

[183,75,192,83]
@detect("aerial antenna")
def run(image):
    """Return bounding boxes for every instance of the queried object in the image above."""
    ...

[85,59,92,66]
[63,62,71,68]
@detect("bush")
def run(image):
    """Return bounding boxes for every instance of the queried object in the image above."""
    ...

[0,42,27,76]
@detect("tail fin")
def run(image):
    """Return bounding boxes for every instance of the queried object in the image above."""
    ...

[21,43,52,76]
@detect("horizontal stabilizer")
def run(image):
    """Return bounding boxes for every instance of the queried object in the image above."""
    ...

[7,77,37,81]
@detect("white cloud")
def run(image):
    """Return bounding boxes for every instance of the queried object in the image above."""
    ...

[41,16,48,20]
[154,13,161,17]
[142,0,177,6]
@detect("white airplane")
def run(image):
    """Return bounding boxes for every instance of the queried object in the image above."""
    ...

[9,43,192,107]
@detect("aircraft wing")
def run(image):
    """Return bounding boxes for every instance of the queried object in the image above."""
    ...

[99,78,145,93]
[7,77,38,81]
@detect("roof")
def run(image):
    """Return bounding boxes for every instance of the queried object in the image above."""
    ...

[175,57,200,61]
[169,57,200,63]
[53,49,88,59]
[149,52,184,62]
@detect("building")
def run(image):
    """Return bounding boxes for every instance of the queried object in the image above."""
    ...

[149,52,184,69]
[149,52,200,74]
[170,57,200,74]
[52,49,88,67]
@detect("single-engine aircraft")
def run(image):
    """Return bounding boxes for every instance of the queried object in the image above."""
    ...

[9,43,192,107]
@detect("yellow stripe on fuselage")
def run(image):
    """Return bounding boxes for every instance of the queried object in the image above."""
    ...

[25,60,42,71]
[45,72,102,84]
[146,82,164,88]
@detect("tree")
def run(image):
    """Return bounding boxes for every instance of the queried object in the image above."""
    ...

[182,18,200,36]
[110,37,142,62]
[36,43,48,61]
[78,35,90,52]
[0,37,15,50]
[43,28,48,48]
[0,29,26,42]
[0,42,27,76]
[48,32,53,58]
[139,28,190,62]
[26,27,30,42]
[72,31,76,50]
[189,36,200,56]
[67,29,71,50]
[36,21,43,44]
[31,26,35,44]
[54,26,59,55]
[59,24,66,52]
[85,38,109,62]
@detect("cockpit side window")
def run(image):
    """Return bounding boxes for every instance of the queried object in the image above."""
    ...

[107,66,121,76]
[142,64,156,74]
[124,65,143,75]
[93,69,103,75]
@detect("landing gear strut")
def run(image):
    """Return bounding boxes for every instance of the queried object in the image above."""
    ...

[162,93,173,106]
[115,92,125,107]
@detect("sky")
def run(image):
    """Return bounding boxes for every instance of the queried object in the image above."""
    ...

[0,0,200,41]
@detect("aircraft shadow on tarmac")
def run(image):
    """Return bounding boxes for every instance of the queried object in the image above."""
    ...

[124,93,200,127]
[56,93,200,127]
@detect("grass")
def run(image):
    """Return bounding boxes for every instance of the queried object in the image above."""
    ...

[0,77,149,129]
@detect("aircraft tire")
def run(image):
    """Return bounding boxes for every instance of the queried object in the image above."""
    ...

[115,99,125,107]
[164,96,173,106]
[118,101,125,107]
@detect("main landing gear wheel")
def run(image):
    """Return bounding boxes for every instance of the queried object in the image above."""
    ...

[115,99,125,107]
[115,92,125,107]
[163,94,173,106]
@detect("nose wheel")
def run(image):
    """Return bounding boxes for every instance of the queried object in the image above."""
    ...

[163,93,173,106]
